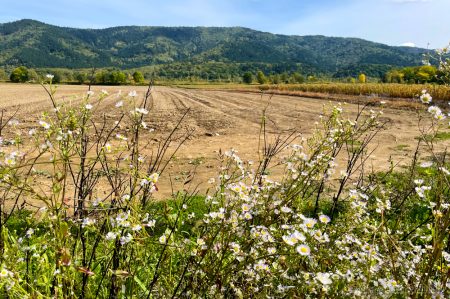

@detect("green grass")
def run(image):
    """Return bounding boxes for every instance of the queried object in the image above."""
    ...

[188,157,205,166]
[146,195,208,236]
[394,144,410,151]
[417,131,450,142]
[434,131,450,141]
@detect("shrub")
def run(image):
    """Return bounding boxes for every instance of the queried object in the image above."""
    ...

[242,72,253,84]
[0,69,7,81]
[133,71,145,84]
[75,72,88,84]
[27,69,40,82]
[256,70,266,84]
[291,72,305,84]
[94,70,129,85]
[50,70,63,83]
[9,66,29,83]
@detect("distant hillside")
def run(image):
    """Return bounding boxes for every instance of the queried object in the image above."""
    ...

[0,19,427,78]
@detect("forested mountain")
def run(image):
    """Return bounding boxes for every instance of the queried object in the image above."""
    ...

[0,19,427,78]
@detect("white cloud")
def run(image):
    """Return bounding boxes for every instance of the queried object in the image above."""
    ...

[400,42,416,47]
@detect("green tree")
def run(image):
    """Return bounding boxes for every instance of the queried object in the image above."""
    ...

[402,67,416,83]
[52,71,63,83]
[271,74,281,84]
[97,70,128,85]
[307,75,317,82]
[75,72,87,84]
[63,70,74,82]
[133,71,145,84]
[256,71,266,84]
[416,65,436,83]
[384,70,404,83]
[111,71,127,84]
[28,69,40,82]
[242,72,253,84]
[10,66,29,83]
[0,69,6,81]
[291,72,305,84]
[415,71,431,83]
[280,72,289,84]
[95,71,107,84]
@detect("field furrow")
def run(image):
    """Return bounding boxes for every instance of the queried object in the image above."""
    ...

[0,83,447,198]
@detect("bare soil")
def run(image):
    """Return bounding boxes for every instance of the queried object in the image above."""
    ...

[0,83,447,199]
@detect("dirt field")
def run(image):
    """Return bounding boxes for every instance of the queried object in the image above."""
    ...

[0,83,447,199]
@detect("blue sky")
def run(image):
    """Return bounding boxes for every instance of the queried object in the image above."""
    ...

[0,0,448,48]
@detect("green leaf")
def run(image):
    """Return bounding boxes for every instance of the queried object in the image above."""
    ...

[133,276,149,294]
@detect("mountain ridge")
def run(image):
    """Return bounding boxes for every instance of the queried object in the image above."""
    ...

[0,19,428,78]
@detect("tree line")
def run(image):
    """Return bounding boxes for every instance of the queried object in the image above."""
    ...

[241,71,368,84]
[1,66,146,85]
[0,64,443,86]
[383,65,439,84]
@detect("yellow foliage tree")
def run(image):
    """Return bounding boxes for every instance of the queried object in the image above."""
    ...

[358,73,366,83]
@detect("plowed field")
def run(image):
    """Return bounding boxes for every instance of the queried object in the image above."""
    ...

[0,83,445,198]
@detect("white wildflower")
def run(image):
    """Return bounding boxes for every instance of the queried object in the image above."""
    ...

[440,167,450,175]
[420,92,432,104]
[25,228,34,237]
[131,224,142,231]
[145,219,156,228]
[135,107,149,115]
[120,233,133,245]
[280,206,292,213]
[39,120,50,129]
[316,272,332,285]
[428,106,445,120]
[241,204,251,213]
[420,161,433,168]
[159,234,167,244]
[105,232,118,241]
[243,212,253,220]
[148,173,159,183]
[304,218,317,229]
[116,134,128,141]
[319,214,331,224]
[82,218,95,228]
[128,91,137,97]
[104,143,112,153]
[230,242,241,254]
[414,179,424,185]
[296,244,311,256]
[0,267,13,278]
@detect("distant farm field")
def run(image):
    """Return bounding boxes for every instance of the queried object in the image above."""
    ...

[0,83,447,198]
[259,83,450,101]
[175,82,450,106]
